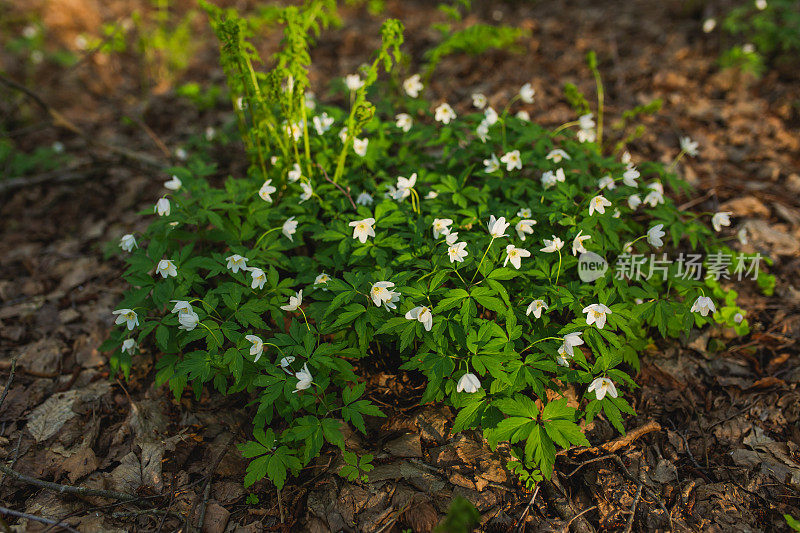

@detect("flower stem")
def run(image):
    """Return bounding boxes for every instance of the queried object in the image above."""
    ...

[471,237,495,283]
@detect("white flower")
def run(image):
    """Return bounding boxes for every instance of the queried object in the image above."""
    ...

[283,217,298,241]
[472,93,487,109]
[556,344,571,367]
[119,234,137,252]
[598,175,616,190]
[345,74,364,91]
[500,150,522,171]
[432,218,453,239]
[612,209,621,218]
[546,149,570,163]
[572,231,591,255]
[156,259,177,278]
[288,163,302,183]
[484,107,498,126]
[711,212,732,232]
[294,363,313,392]
[487,215,510,238]
[643,189,665,207]
[250,268,267,290]
[405,306,433,331]
[622,168,640,187]
[226,254,249,273]
[627,194,642,210]
[577,128,596,143]
[589,195,612,216]
[305,92,316,110]
[279,356,295,373]
[356,191,374,206]
[286,122,302,142]
[425,191,439,199]
[259,180,277,203]
[353,138,369,157]
[734,312,744,324]
[476,120,490,142]
[22,25,38,39]
[504,244,531,269]
[578,113,595,130]
[621,151,632,165]
[516,110,530,121]
[755,0,767,10]
[690,296,716,316]
[562,332,584,356]
[314,273,330,289]
[588,377,618,401]
[519,83,535,104]
[394,173,417,201]
[395,113,413,132]
[647,224,665,248]
[313,112,334,135]
[445,232,459,245]
[447,241,468,263]
[737,227,748,245]
[113,309,139,330]
[515,219,537,241]
[178,310,200,331]
[371,281,399,309]
[517,208,532,218]
[457,373,481,393]
[281,290,303,311]
[299,182,313,203]
[540,236,564,253]
[164,175,182,190]
[583,303,612,329]
[680,136,699,157]
[526,299,548,318]
[403,74,423,98]
[541,168,566,188]
[483,153,500,173]
[339,128,349,144]
[122,338,136,355]
[171,300,193,314]
[155,197,171,217]
[245,335,264,362]
[434,103,456,124]
[175,147,187,160]
[349,217,376,243]
[703,18,717,33]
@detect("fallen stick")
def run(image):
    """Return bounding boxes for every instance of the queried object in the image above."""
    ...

[0,464,137,502]
[574,420,662,455]
[0,505,79,533]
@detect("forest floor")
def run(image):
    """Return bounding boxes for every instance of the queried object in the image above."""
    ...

[1,0,799,531]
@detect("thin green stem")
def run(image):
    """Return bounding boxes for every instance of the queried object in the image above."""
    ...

[254,227,281,249]
[471,237,495,284]
[554,249,563,286]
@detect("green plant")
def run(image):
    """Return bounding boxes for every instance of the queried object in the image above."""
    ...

[786,514,800,532]
[721,0,800,76]
[434,496,480,533]
[0,138,69,178]
[423,1,527,77]
[104,1,755,492]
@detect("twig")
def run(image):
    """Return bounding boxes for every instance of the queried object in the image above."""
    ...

[0,463,137,501]
[0,356,18,411]
[0,432,23,486]
[563,506,597,533]
[192,436,234,532]
[0,506,79,533]
[573,420,661,455]
[0,166,105,195]
[567,454,619,478]
[317,163,357,211]
[0,73,165,170]
[513,484,539,532]
[624,481,644,533]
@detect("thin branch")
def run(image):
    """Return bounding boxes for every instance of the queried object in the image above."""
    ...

[0,356,18,411]
[0,73,166,170]
[0,463,137,501]
[513,484,540,532]
[0,506,79,533]
[317,163,357,211]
